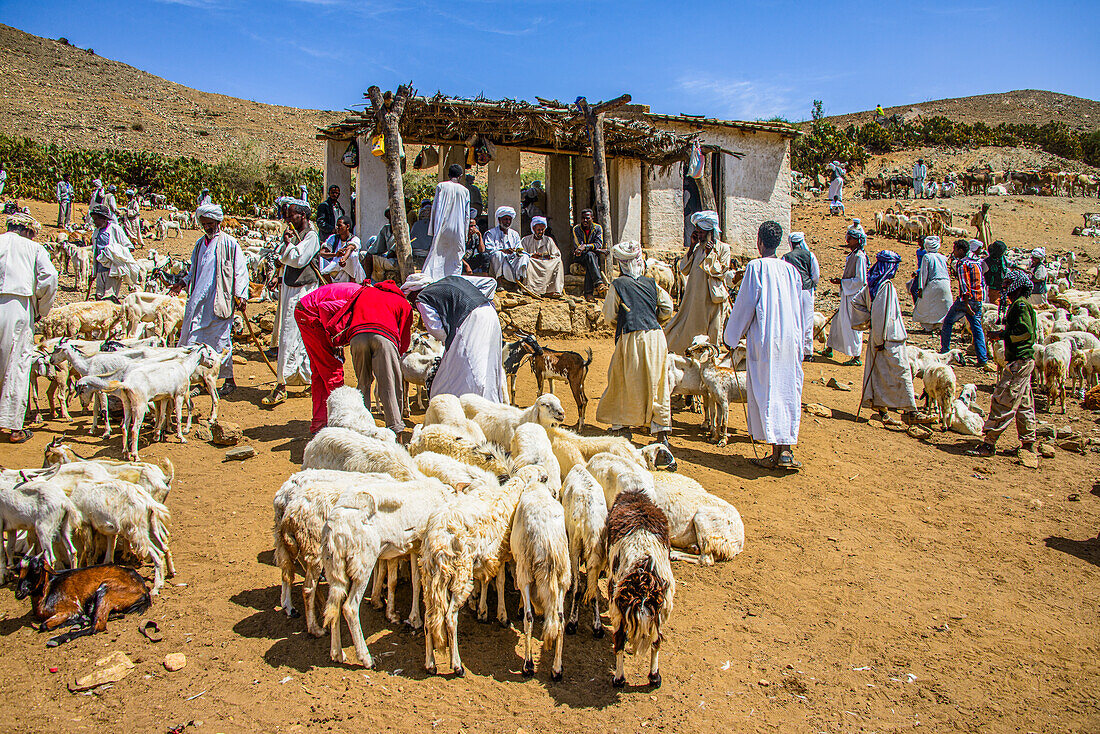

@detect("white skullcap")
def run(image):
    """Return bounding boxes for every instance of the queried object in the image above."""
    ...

[789,231,806,247]
[495,206,516,221]
[400,273,434,294]
[690,210,721,233]
[611,241,645,278]
[531,216,547,229]
[196,203,224,222]
[1031,247,1045,258]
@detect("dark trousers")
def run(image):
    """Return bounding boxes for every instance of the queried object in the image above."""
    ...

[576,250,604,294]
[464,251,490,274]
[941,298,988,364]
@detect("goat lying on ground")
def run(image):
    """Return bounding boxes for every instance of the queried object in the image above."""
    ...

[514,332,593,430]
[15,554,151,647]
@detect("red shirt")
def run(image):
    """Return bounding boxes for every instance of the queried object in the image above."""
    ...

[296,282,363,331]
[328,280,413,352]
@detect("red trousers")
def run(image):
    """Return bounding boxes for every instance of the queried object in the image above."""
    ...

[294,304,344,433]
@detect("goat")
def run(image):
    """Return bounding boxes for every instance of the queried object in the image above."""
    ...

[0,471,80,581]
[561,465,607,638]
[606,490,674,688]
[515,332,593,430]
[502,335,531,405]
[921,364,957,431]
[684,342,748,446]
[510,468,571,680]
[460,392,566,448]
[15,554,151,646]
[43,438,174,503]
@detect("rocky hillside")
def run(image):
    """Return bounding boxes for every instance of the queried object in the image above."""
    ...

[819,90,1100,131]
[0,24,333,166]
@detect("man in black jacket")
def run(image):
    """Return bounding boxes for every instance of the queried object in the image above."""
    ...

[315,185,345,243]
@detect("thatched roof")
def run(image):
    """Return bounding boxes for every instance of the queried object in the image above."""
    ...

[317,93,793,163]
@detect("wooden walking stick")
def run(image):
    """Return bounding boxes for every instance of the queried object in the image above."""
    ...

[241,312,278,377]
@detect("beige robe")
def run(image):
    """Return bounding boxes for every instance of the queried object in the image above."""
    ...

[596,279,674,430]
[852,280,916,411]
[520,234,564,295]
[664,239,731,355]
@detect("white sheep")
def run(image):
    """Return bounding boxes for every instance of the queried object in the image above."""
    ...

[1041,338,1072,413]
[460,392,566,448]
[907,346,966,378]
[560,465,607,638]
[1070,348,1100,395]
[420,465,546,676]
[647,472,745,566]
[325,386,398,443]
[547,425,676,481]
[321,477,453,666]
[1045,330,1100,352]
[69,479,172,594]
[509,469,571,680]
[510,423,561,498]
[412,451,500,491]
[921,363,957,431]
[422,393,488,444]
[407,423,514,480]
[302,427,422,479]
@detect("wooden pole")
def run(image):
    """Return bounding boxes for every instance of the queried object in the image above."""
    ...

[576,94,631,279]
[367,84,414,282]
[697,152,718,213]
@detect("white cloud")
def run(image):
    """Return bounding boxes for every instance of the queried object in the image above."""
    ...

[677,76,795,121]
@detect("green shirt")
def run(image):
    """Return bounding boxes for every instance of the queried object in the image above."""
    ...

[1004,297,1037,363]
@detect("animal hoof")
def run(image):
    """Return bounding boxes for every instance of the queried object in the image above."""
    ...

[497,617,509,629]
[550,669,563,682]
[612,675,626,688]
[307,628,325,638]
[564,621,578,635]
[522,660,535,677]
[366,659,377,670]
[476,616,491,625]
[648,672,662,688]
[453,665,465,678]
[287,608,301,619]
[425,665,437,675]
[592,626,605,639]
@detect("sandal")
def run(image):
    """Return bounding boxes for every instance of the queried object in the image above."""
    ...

[261,387,287,406]
[842,357,862,366]
[7,429,32,444]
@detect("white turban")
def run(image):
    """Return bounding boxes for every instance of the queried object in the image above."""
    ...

[531,216,547,229]
[969,239,983,254]
[1031,247,1045,259]
[611,241,645,278]
[92,178,103,187]
[196,203,224,222]
[7,212,41,236]
[788,232,806,249]
[923,235,940,252]
[400,273,434,294]
[495,206,516,222]
[690,210,721,233]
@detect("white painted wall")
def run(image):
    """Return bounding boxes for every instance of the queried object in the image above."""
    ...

[642,161,684,254]
[356,134,389,242]
[610,157,643,244]
[487,146,522,228]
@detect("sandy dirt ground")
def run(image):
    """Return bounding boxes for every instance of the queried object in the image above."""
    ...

[0,194,1098,734]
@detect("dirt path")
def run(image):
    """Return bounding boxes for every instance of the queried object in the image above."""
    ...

[0,197,1097,733]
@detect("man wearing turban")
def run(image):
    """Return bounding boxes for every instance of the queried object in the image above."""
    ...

[422,164,471,280]
[823,225,868,365]
[519,216,563,296]
[781,232,819,360]
[170,202,250,395]
[596,241,674,444]
[1028,248,1048,306]
[483,205,526,286]
[0,214,57,443]
[664,210,732,355]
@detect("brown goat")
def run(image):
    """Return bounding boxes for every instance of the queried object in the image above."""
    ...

[516,333,592,430]
[15,554,151,646]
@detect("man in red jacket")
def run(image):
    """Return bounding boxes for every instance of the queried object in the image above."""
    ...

[295,280,413,434]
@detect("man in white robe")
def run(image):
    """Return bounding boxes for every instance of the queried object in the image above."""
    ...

[911,236,952,332]
[89,203,140,301]
[723,221,804,470]
[664,210,731,355]
[781,231,819,360]
[519,216,564,296]
[264,199,320,405]
[0,214,57,442]
[850,250,931,428]
[483,206,525,284]
[827,161,845,215]
[170,203,249,393]
[596,242,673,443]
[823,226,868,365]
[403,274,505,402]
[422,164,471,280]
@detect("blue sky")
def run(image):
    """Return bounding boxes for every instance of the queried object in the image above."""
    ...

[3,0,1097,121]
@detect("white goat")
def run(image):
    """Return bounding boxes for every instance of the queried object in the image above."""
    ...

[460,393,566,447]
[685,342,748,446]
[0,472,80,580]
[560,465,607,638]
[921,363,957,431]
[302,427,422,479]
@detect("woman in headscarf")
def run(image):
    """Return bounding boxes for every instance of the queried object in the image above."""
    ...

[983,240,1009,306]
[596,242,674,444]
[88,203,140,301]
[911,235,952,333]
[823,226,868,365]
[1028,248,1048,306]
[663,210,731,355]
[519,216,563,296]
[850,250,930,429]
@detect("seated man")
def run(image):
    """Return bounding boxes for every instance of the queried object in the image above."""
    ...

[363,208,398,281]
[520,216,563,296]
[571,208,607,298]
[463,212,489,275]
[319,216,365,283]
[408,199,433,269]
[483,206,525,287]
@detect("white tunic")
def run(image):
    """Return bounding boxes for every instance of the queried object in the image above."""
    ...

[275,228,320,386]
[0,233,58,430]
[852,281,917,411]
[826,249,867,357]
[483,226,525,282]
[422,181,470,280]
[723,256,804,446]
[912,251,952,326]
[320,234,365,283]
[520,234,564,295]
[178,233,249,380]
[417,297,505,402]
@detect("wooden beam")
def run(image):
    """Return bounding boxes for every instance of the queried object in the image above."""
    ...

[368,83,415,282]
[576,96,621,278]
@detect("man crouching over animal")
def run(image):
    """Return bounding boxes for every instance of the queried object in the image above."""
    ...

[595,242,674,445]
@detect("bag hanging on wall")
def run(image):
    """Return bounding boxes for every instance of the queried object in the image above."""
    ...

[687,142,705,179]
[341,140,359,168]
[414,145,439,170]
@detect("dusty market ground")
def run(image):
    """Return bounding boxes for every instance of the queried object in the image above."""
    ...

[0,193,1098,733]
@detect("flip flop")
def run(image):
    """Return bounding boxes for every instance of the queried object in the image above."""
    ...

[842,358,862,366]
[139,620,163,642]
[7,429,32,444]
